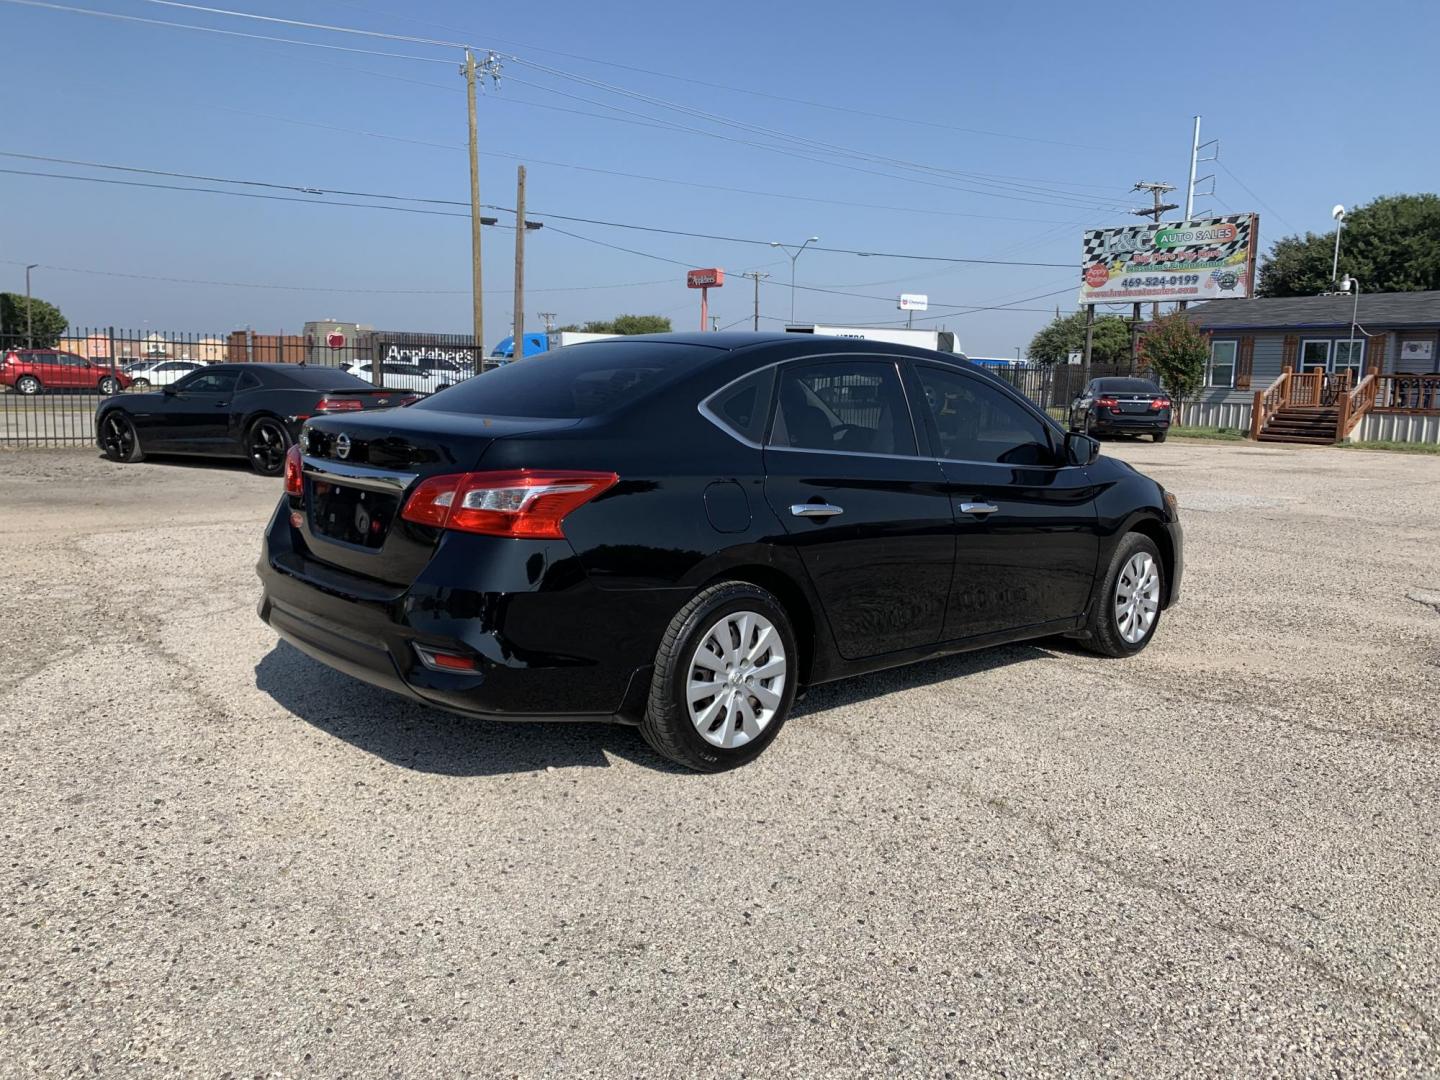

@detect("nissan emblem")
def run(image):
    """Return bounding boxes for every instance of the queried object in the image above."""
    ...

[335,433,351,460]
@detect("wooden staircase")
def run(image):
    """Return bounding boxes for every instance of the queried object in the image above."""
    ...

[1257,405,1340,444]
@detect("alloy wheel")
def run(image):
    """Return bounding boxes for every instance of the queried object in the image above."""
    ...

[17,376,40,395]
[685,610,787,749]
[100,413,135,459]
[1114,552,1160,644]
[249,421,287,474]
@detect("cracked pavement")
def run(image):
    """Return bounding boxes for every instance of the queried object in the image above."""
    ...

[0,441,1437,1078]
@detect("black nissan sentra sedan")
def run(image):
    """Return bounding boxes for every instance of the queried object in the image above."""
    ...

[257,334,1182,771]
[1067,376,1173,441]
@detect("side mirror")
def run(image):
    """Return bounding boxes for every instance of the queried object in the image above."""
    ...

[1064,430,1100,466]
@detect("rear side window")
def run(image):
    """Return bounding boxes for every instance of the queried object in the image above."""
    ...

[703,367,774,444]
[415,341,716,418]
[236,371,261,392]
[769,360,917,456]
[915,365,1054,466]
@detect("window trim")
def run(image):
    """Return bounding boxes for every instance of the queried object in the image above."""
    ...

[1207,340,1238,388]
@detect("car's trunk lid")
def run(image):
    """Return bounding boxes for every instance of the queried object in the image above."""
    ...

[296,409,580,584]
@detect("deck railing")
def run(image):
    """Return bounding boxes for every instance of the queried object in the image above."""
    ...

[1375,374,1440,413]
[1250,368,1292,439]
[1337,374,1378,438]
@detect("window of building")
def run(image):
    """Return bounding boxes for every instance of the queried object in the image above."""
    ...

[1299,340,1331,374]
[1208,341,1237,387]
[1332,339,1364,380]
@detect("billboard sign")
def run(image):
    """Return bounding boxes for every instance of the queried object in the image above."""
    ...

[1079,214,1258,305]
[686,267,725,289]
[375,338,481,368]
[898,293,929,311]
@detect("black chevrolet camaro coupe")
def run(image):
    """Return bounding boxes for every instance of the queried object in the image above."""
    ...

[96,363,415,475]
[257,334,1183,771]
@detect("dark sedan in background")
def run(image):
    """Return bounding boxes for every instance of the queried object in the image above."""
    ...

[257,334,1183,772]
[1068,377,1172,441]
[96,363,416,475]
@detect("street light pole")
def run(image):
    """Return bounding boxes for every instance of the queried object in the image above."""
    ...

[1340,274,1361,381]
[770,237,819,325]
[1330,205,1346,285]
[25,264,38,347]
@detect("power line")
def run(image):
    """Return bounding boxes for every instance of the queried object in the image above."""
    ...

[137,0,471,49]
[0,257,673,295]
[0,0,459,62]
[1216,161,1298,234]
[3,156,1076,267]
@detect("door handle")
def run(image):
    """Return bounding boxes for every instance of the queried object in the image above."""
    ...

[790,503,844,518]
[959,501,999,516]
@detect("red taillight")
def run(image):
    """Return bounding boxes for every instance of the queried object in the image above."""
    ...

[1151,397,1172,410]
[315,397,363,413]
[401,469,618,539]
[1095,396,1119,408]
[283,444,304,495]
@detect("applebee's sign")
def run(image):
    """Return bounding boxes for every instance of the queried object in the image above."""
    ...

[686,267,725,289]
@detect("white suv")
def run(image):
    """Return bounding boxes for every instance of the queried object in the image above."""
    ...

[343,360,467,394]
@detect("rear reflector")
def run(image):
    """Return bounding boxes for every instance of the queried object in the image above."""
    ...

[284,444,304,495]
[401,469,618,539]
[414,645,478,672]
[315,397,364,413]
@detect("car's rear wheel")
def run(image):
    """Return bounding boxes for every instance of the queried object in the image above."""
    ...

[15,375,41,395]
[1153,430,1167,443]
[640,581,798,772]
[131,377,151,390]
[98,411,144,463]
[246,418,290,476]
[1078,532,1164,657]
[98,376,120,395]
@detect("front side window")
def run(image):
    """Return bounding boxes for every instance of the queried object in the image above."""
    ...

[915,365,1055,466]
[175,371,238,395]
[769,360,917,456]
[1208,341,1237,387]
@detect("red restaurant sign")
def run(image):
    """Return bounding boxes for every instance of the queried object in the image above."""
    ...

[686,267,725,289]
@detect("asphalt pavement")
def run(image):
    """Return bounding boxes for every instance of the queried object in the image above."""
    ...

[1,441,1437,1078]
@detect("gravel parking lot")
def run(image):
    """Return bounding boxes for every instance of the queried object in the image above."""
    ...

[2,441,1437,1078]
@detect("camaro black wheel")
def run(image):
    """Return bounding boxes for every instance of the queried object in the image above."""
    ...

[98,376,120,395]
[247,418,291,476]
[16,375,41,395]
[98,411,144,463]
[1078,532,1164,658]
[640,581,798,772]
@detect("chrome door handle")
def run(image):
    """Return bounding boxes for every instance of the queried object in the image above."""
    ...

[790,503,844,518]
[959,501,999,516]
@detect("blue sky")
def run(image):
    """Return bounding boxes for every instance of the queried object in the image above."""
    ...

[2,0,1435,354]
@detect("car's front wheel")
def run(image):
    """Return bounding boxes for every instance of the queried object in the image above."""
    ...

[98,411,144,463]
[640,581,798,772]
[1079,532,1164,657]
[131,378,151,390]
[246,417,291,476]
[15,375,41,395]
[98,376,120,395]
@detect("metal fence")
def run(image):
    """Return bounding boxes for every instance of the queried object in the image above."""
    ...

[0,326,483,447]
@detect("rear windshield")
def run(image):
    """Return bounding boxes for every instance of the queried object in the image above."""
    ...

[273,366,376,390]
[1094,378,1161,393]
[414,341,719,418]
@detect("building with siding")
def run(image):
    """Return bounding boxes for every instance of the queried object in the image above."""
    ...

[1183,291,1440,442]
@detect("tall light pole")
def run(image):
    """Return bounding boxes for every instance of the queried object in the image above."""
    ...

[24,264,38,347]
[770,236,819,325]
[1330,204,1346,285]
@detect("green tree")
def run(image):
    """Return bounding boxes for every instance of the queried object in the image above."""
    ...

[564,314,673,335]
[1256,194,1440,297]
[0,293,67,347]
[1027,309,1132,366]
[1140,313,1210,421]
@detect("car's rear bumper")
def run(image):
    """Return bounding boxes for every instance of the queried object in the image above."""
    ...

[1090,412,1171,433]
[256,501,666,723]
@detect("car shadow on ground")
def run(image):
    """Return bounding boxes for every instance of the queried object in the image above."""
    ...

[255,638,1060,777]
[98,451,262,475]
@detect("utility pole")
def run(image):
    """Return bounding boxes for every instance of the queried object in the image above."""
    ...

[463,50,501,357]
[512,164,526,360]
[24,264,38,347]
[537,311,557,334]
[1132,181,1179,322]
[741,271,769,331]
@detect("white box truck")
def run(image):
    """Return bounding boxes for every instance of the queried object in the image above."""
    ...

[783,325,961,354]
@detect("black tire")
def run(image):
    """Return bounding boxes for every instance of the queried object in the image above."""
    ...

[98,411,144,463]
[131,378,151,390]
[639,581,799,772]
[246,417,291,476]
[1153,430,1167,443]
[1077,532,1164,658]
[15,375,41,395]
[98,376,120,395]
